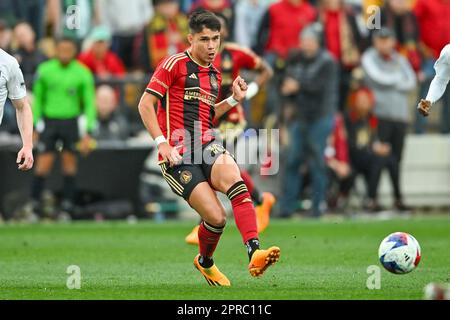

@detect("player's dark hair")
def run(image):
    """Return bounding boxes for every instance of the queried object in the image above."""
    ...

[189,8,221,34]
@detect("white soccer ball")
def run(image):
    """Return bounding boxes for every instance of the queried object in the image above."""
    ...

[378,232,421,274]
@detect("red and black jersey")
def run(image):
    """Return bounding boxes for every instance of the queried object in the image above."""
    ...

[146,51,221,160]
[213,43,260,125]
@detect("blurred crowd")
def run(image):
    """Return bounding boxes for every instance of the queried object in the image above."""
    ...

[1,0,449,219]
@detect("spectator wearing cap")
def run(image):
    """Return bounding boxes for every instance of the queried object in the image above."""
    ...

[380,0,421,73]
[279,25,339,218]
[362,27,416,212]
[78,26,126,79]
[141,0,189,72]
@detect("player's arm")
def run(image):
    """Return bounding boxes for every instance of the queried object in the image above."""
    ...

[138,92,182,166]
[214,76,248,120]
[246,59,273,100]
[12,97,34,171]
[8,61,34,171]
[418,47,450,116]
[141,57,183,166]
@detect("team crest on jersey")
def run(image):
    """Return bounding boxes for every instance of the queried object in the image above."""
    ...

[210,74,218,91]
[180,170,193,184]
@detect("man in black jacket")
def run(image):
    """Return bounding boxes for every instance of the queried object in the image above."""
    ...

[279,25,339,218]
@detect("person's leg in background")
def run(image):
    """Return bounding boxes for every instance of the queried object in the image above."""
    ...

[279,121,303,217]
[59,118,81,213]
[306,114,334,217]
[439,85,450,134]
[365,153,387,211]
[379,119,409,210]
[30,119,57,218]
[415,58,435,134]
[390,120,409,209]
[240,168,275,233]
[60,151,77,212]
[31,152,56,216]
[111,35,135,70]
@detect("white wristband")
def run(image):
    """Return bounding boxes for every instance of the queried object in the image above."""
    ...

[226,95,239,107]
[155,135,167,146]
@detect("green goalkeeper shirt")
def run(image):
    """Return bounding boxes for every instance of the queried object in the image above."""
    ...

[32,59,97,132]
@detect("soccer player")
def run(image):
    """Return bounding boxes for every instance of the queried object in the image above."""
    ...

[418,44,450,117]
[0,48,34,171]
[184,14,275,245]
[31,38,97,216]
[138,9,280,286]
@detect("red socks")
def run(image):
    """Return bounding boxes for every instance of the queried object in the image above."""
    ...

[198,221,224,259]
[227,181,259,244]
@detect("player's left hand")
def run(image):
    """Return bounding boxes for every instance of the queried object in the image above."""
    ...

[232,76,248,101]
[17,145,34,171]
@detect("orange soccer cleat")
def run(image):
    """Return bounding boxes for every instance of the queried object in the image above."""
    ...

[193,254,231,287]
[248,246,281,277]
[255,192,276,233]
[185,225,200,245]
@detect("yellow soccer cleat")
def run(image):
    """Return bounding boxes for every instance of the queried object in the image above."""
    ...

[255,192,276,233]
[185,225,199,245]
[248,246,281,277]
[194,254,231,287]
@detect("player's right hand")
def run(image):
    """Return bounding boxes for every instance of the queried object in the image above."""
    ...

[158,143,182,167]
[17,145,34,171]
[417,99,432,117]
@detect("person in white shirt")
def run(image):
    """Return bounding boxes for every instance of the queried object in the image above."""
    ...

[0,48,34,170]
[418,44,450,117]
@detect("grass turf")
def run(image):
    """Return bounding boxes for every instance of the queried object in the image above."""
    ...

[0,216,449,300]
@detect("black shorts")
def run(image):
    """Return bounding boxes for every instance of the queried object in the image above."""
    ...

[38,118,80,153]
[159,140,234,200]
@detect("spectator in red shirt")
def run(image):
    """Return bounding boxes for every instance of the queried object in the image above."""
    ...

[254,0,317,121]
[414,0,450,60]
[78,26,126,79]
[318,0,363,112]
[414,0,450,133]
[255,0,317,60]
[79,26,126,138]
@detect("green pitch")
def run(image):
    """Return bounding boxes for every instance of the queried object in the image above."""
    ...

[0,216,449,300]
